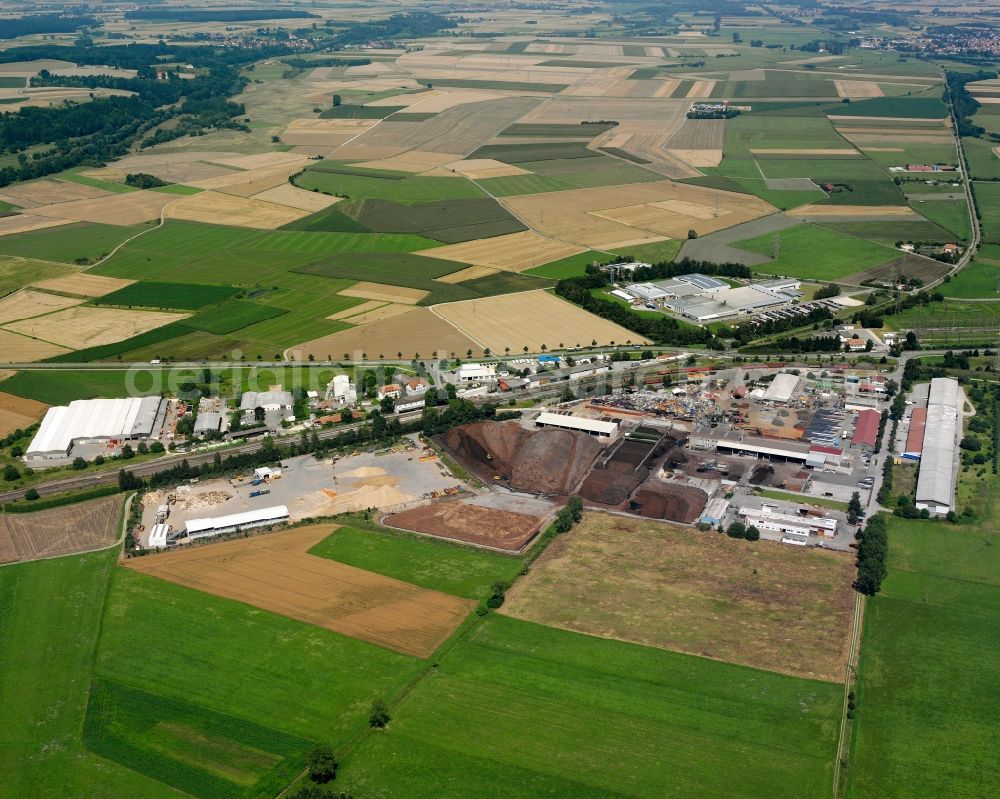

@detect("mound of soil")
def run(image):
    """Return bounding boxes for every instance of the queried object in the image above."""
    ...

[628,482,708,524]
[442,421,603,495]
[387,499,542,551]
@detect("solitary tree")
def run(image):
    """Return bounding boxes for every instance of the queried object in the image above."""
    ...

[307,744,338,783]
[848,491,864,524]
[369,699,390,728]
[726,521,746,539]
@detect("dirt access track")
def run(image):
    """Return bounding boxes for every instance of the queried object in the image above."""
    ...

[0,494,124,565]
[124,524,473,658]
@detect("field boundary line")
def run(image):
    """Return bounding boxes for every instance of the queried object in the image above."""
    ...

[833,585,865,797]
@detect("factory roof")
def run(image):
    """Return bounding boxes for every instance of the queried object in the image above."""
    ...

[762,373,800,403]
[916,404,957,507]
[185,505,290,534]
[928,376,959,408]
[194,412,224,433]
[27,396,162,456]
[240,390,293,410]
[852,409,881,448]
[535,412,619,436]
[716,285,795,309]
[678,273,728,291]
[905,407,927,456]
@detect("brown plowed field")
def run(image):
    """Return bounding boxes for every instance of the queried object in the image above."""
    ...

[0,494,124,564]
[500,512,855,681]
[0,390,48,436]
[844,253,950,287]
[124,524,473,658]
[387,499,543,551]
[442,420,603,495]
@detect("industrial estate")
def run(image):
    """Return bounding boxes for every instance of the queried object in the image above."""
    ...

[0,2,997,799]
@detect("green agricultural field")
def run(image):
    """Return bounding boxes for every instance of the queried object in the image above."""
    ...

[723,112,848,158]
[343,197,526,243]
[827,96,948,119]
[294,252,464,287]
[711,72,838,99]
[338,615,842,799]
[972,182,1000,244]
[58,170,139,194]
[478,155,662,196]
[610,239,684,264]
[0,222,151,264]
[908,199,972,240]
[0,369,160,404]
[319,105,404,119]
[0,255,75,297]
[499,122,617,137]
[846,515,1000,799]
[96,568,423,744]
[84,679,310,799]
[736,224,899,280]
[310,524,523,599]
[0,551,181,798]
[470,142,601,163]
[524,250,605,279]
[940,258,1000,298]
[821,219,958,246]
[280,205,372,233]
[961,137,1000,180]
[94,281,241,310]
[184,300,288,335]
[458,270,554,296]
[295,170,485,204]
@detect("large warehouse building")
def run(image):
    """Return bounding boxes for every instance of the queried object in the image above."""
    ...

[26,396,165,465]
[915,377,960,516]
[535,412,619,438]
[184,505,290,540]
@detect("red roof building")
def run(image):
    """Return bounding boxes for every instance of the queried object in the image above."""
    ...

[852,409,881,449]
[904,407,927,459]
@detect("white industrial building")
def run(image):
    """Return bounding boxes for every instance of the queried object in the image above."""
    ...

[240,390,293,413]
[535,412,619,438]
[184,505,290,540]
[328,374,357,405]
[739,503,838,545]
[456,363,496,383]
[762,373,801,403]
[26,396,165,464]
[147,523,170,549]
[915,377,960,516]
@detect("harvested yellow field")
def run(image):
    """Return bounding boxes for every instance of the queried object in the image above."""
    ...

[750,148,859,156]
[353,151,464,173]
[0,329,69,360]
[436,264,499,283]
[0,179,110,207]
[417,231,584,272]
[327,300,385,320]
[789,204,922,219]
[561,66,636,97]
[862,147,904,152]
[0,214,72,237]
[280,117,376,147]
[290,307,480,361]
[166,191,306,229]
[337,302,413,325]
[443,159,532,179]
[31,273,134,297]
[187,162,311,194]
[250,183,340,212]
[829,115,949,124]
[667,149,722,167]
[976,97,1000,105]
[834,80,884,98]
[29,191,174,226]
[4,307,187,349]
[0,289,82,324]
[434,290,649,352]
[327,145,407,162]
[208,152,309,171]
[503,180,774,249]
[686,80,716,98]
[383,89,509,113]
[340,282,428,304]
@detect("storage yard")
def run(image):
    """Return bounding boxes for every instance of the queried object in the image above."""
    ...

[138,437,460,543]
